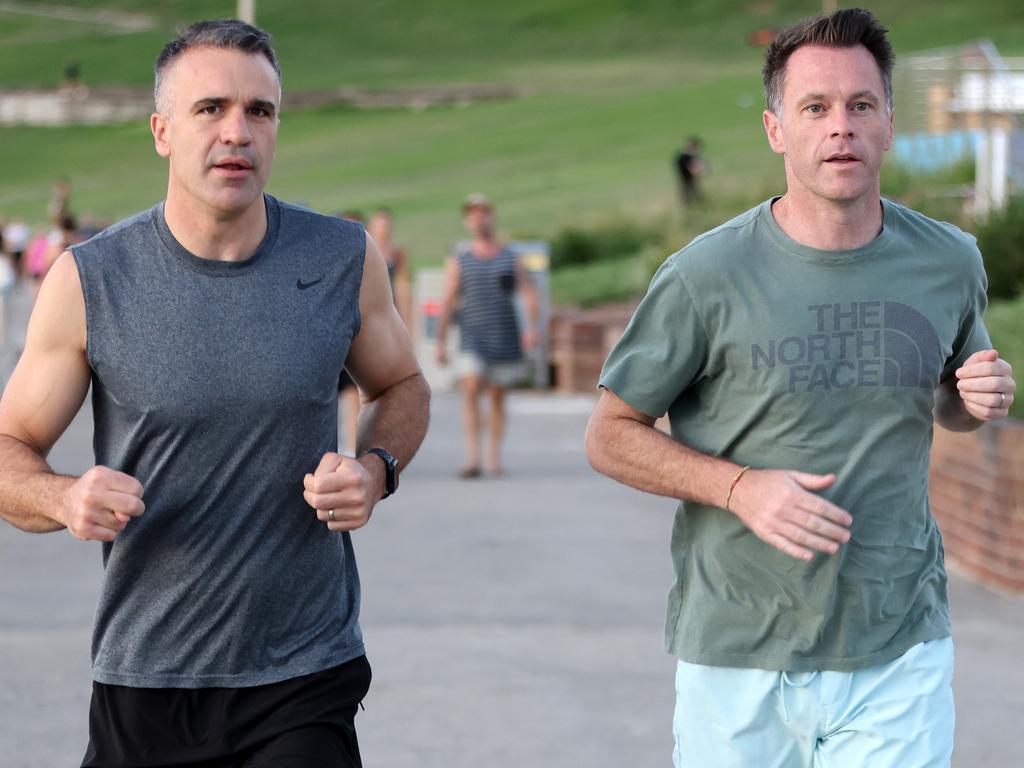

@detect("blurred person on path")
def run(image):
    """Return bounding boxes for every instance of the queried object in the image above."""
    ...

[586,9,1015,767]
[436,193,539,478]
[3,217,31,275]
[48,176,73,224]
[367,207,412,330]
[335,209,366,455]
[0,19,429,768]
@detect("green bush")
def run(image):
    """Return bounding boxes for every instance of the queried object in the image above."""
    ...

[549,218,661,270]
[549,228,602,269]
[549,248,657,308]
[976,198,1024,300]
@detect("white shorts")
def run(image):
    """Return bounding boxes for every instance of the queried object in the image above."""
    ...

[457,352,525,388]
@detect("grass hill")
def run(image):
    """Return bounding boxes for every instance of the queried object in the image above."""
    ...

[1,0,1022,264]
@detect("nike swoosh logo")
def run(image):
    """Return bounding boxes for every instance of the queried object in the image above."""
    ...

[296,276,324,290]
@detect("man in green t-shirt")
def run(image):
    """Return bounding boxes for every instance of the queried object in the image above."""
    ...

[586,9,1017,767]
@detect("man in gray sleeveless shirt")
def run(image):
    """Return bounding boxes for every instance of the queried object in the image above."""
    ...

[0,20,430,768]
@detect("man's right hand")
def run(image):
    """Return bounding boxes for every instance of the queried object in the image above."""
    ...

[59,466,145,542]
[728,469,852,561]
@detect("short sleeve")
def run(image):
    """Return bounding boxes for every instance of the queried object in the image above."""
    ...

[941,247,992,381]
[598,257,709,418]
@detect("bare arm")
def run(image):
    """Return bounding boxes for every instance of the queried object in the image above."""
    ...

[0,252,145,538]
[348,235,430,470]
[585,388,852,561]
[303,235,430,530]
[434,255,460,365]
[516,257,540,350]
[934,349,1015,432]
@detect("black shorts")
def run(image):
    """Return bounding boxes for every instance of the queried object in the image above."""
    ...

[81,655,371,768]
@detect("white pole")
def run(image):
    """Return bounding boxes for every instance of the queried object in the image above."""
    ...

[238,0,255,24]
[975,131,991,221]
[991,128,1009,212]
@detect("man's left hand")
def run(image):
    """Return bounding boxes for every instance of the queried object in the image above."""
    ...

[955,349,1016,422]
[303,452,383,531]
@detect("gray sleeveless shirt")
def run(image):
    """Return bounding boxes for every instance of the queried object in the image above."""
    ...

[70,196,366,688]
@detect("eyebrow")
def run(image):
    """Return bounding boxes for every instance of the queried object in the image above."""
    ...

[191,97,279,115]
[799,90,880,105]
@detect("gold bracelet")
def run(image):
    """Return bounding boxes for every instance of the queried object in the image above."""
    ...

[725,465,752,512]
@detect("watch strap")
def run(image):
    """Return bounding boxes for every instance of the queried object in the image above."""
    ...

[359,447,398,499]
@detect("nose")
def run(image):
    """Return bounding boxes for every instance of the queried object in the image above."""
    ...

[829,108,854,139]
[220,106,252,146]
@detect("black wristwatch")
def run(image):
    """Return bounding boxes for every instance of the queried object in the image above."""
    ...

[359,448,399,499]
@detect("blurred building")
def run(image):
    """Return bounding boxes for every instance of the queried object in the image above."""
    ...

[893,40,1024,219]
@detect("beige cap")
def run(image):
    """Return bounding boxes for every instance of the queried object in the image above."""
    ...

[462,192,493,212]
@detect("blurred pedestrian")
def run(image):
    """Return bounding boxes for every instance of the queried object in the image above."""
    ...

[2,217,30,275]
[335,209,367,455]
[674,136,705,206]
[436,193,539,478]
[367,207,412,330]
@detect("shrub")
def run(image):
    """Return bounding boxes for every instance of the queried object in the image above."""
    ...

[549,218,661,270]
[977,198,1024,301]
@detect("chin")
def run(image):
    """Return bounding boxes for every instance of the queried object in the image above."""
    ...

[210,189,263,214]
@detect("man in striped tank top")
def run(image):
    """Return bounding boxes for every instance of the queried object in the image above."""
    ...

[436,194,539,478]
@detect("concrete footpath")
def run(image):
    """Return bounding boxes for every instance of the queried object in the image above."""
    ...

[1,281,1022,766]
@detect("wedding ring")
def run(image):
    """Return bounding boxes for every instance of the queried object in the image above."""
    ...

[1000,393,1005,407]
[328,509,335,521]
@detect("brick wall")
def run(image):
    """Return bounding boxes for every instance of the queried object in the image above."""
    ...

[929,420,1024,593]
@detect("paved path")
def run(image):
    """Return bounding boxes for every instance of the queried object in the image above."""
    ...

[0,281,1021,766]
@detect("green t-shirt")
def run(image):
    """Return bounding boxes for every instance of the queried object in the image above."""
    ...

[599,198,990,672]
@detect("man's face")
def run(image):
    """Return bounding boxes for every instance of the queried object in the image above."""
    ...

[463,206,494,237]
[368,212,393,239]
[151,46,280,218]
[763,44,893,207]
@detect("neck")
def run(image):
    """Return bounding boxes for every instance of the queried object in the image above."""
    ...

[471,233,499,253]
[771,189,883,251]
[163,188,268,262]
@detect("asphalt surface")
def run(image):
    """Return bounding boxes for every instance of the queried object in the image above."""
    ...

[0,279,1021,767]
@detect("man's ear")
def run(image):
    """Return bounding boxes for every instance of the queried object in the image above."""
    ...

[763,109,785,156]
[151,112,171,159]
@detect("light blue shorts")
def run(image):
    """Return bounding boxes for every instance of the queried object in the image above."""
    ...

[673,637,954,768]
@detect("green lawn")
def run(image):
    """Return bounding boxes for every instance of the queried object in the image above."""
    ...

[2,1,1022,90]
[1,0,1022,272]
[0,62,777,265]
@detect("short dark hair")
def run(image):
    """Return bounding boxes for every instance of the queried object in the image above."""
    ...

[154,19,280,112]
[762,8,894,117]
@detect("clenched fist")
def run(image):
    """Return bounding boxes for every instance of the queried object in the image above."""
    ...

[303,452,382,532]
[955,349,1015,422]
[59,466,145,542]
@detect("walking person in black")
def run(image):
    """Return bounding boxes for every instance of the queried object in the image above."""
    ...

[674,136,706,206]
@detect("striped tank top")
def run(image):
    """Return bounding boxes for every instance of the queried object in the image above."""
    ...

[456,244,521,363]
